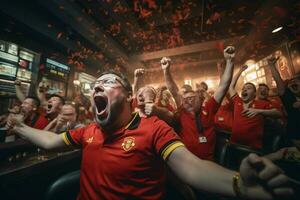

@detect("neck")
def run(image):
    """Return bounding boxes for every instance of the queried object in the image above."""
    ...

[103,104,132,133]
[26,112,37,121]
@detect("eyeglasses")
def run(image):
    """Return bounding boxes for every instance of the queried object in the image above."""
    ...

[91,77,123,89]
[183,96,196,101]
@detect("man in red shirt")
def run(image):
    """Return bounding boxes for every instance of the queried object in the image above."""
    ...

[228,66,281,150]
[162,46,236,160]
[7,71,295,199]
[19,96,49,129]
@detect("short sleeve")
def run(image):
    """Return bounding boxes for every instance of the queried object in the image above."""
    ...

[151,118,184,160]
[61,125,87,148]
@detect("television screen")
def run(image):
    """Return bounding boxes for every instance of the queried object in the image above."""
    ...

[0,61,17,79]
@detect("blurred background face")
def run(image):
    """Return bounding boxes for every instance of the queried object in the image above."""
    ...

[60,105,77,124]
[161,89,171,102]
[137,87,156,107]
[21,98,36,117]
[241,83,256,103]
[288,78,300,96]
[47,96,63,115]
[257,85,269,100]
[182,91,198,112]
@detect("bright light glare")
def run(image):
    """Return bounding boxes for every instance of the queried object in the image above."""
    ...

[272,27,283,33]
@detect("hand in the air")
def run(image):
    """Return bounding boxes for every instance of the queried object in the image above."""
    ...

[161,57,171,70]
[134,68,145,78]
[224,46,235,60]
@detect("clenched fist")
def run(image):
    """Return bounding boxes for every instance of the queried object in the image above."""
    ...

[161,57,171,70]
[134,68,145,78]
[224,46,235,60]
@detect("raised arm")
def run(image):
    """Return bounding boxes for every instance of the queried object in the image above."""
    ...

[228,65,248,97]
[133,68,145,96]
[6,115,66,150]
[37,81,49,110]
[214,46,235,104]
[167,146,294,199]
[267,56,285,95]
[161,57,181,107]
[14,80,25,102]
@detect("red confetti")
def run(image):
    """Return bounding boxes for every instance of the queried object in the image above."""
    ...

[56,32,63,40]
[215,41,224,52]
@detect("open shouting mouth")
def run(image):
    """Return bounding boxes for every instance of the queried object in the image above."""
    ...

[94,95,108,118]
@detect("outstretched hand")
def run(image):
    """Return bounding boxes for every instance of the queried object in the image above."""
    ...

[6,113,24,131]
[239,153,294,199]
[161,57,171,70]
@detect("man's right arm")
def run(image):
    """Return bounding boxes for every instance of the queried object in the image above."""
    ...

[15,124,66,149]
[161,57,182,107]
[7,116,67,150]
[267,56,285,96]
[14,80,25,102]
[133,68,145,95]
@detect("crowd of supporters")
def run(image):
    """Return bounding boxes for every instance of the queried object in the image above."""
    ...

[1,45,299,199]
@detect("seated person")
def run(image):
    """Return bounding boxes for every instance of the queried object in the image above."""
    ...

[44,103,84,133]
[228,65,281,150]
[268,56,300,142]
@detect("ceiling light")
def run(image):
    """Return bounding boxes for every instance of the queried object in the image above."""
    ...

[272,26,283,33]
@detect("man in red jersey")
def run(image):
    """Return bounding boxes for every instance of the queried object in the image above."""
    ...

[7,96,49,130]
[162,46,235,160]
[228,65,281,150]
[7,70,295,200]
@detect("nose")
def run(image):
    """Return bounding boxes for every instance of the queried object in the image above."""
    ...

[94,84,104,93]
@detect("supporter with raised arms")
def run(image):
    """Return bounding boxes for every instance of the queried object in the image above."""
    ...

[228,64,281,150]
[6,69,295,199]
[162,46,236,160]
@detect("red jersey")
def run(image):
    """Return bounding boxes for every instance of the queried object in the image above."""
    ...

[214,102,233,132]
[176,97,220,160]
[24,113,49,130]
[230,95,273,149]
[269,96,286,125]
[61,113,184,200]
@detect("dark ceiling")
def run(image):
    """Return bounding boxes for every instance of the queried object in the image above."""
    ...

[0,0,299,83]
